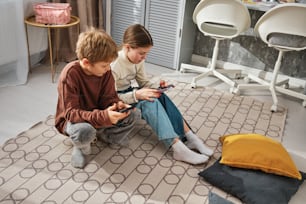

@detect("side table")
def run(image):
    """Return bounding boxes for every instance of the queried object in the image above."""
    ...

[24,15,80,83]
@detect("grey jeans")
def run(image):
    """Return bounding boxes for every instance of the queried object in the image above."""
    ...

[65,110,141,148]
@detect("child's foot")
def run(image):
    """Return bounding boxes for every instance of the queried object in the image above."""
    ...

[71,146,86,168]
[185,131,214,156]
[172,140,208,164]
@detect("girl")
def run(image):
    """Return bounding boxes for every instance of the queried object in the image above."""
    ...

[111,24,213,165]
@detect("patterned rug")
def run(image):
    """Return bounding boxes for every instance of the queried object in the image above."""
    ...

[0,82,287,203]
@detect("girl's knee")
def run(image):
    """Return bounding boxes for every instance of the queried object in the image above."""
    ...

[139,99,160,109]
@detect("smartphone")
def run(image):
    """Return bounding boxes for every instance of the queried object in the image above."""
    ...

[118,103,137,113]
[157,84,175,93]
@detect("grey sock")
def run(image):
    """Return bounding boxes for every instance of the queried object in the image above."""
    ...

[80,144,91,155]
[71,146,86,168]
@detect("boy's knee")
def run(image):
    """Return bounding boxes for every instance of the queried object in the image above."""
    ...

[131,109,141,121]
[68,123,96,146]
[121,109,141,125]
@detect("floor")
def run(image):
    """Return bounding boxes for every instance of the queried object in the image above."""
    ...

[0,62,305,171]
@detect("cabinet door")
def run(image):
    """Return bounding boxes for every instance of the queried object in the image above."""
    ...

[145,0,183,69]
[110,0,187,70]
[111,0,145,46]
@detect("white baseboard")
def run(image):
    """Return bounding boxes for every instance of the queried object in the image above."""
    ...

[190,54,306,88]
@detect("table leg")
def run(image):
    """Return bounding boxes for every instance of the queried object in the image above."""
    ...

[47,27,55,83]
[55,28,59,65]
[24,24,32,74]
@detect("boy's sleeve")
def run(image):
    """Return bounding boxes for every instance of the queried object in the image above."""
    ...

[59,76,114,129]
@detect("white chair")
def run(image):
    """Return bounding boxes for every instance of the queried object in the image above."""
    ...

[180,0,251,90]
[236,3,306,112]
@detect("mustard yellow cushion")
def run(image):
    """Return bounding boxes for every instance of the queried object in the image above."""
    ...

[219,133,301,180]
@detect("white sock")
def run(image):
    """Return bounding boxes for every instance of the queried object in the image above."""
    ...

[185,130,214,156]
[71,146,86,168]
[172,140,208,165]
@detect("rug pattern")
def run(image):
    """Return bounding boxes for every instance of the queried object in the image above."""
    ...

[0,82,287,204]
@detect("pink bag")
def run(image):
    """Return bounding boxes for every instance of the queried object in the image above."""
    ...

[33,3,71,25]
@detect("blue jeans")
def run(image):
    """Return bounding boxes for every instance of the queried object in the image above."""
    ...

[136,93,185,148]
[158,94,185,138]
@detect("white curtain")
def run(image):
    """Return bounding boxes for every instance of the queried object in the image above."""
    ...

[0,0,47,87]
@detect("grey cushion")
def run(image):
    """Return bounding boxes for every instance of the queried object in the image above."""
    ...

[268,32,306,48]
[199,158,306,204]
[208,191,234,204]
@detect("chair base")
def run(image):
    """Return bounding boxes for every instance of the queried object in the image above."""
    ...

[180,63,240,91]
[235,50,306,112]
[180,38,241,92]
[236,75,306,112]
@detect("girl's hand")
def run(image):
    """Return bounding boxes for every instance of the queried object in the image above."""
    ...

[135,88,161,101]
[159,80,167,88]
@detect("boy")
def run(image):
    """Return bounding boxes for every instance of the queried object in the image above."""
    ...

[55,28,140,168]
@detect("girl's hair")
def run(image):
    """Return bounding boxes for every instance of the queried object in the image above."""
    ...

[123,24,153,48]
[76,27,118,64]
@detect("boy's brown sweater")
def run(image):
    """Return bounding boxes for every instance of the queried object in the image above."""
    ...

[55,61,120,135]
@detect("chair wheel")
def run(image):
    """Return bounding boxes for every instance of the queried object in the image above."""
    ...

[244,77,250,83]
[230,87,240,95]
[270,104,277,112]
[283,83,289,89]
[235,73,242,79]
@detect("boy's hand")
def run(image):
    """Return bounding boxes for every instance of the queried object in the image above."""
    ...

[116,101,126,110]
[118,103,137,113]
[107,103,130,124]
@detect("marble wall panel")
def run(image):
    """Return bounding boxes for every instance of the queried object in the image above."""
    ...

[193,9,306,79]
